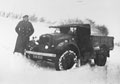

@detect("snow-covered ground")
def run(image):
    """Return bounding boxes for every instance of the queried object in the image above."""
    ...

[0,17,120,84]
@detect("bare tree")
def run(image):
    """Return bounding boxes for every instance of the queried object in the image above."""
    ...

[60,18,83,25]
[29,14,38,22]
[96,25,109,36]
[86,18,109,36]
[59,18,109,36]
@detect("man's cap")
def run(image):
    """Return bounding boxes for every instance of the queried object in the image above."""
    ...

[23,15,29,18]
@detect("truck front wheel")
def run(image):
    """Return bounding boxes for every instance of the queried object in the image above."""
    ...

[55,48,78,71]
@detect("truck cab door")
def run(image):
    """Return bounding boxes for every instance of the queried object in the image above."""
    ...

[76,24,93,54]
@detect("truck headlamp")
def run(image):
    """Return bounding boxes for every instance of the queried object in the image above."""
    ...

[45,45,49,49]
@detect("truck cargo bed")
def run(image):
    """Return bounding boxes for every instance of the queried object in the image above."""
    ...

[91,35,114,50]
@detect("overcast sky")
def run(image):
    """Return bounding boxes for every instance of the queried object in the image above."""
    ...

[0,0,120,39]
[0,0,119,19]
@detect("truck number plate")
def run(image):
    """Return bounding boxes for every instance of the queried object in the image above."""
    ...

[33,55,43,59]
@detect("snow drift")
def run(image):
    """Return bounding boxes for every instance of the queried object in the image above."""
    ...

[0,17,120,84]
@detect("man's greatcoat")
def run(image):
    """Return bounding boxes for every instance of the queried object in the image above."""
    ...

[14,20,34,54]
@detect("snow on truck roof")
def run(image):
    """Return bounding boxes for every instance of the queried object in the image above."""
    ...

[49,24,90,28]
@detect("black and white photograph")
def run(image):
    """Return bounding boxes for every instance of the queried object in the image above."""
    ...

[0,0,120,84]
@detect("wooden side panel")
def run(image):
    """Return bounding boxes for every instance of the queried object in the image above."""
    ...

[91,36,114,50]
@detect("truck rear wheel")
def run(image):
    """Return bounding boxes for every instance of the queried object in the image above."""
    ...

[94,54,107,66]
[55,48,78,71]
[94,45,109,66]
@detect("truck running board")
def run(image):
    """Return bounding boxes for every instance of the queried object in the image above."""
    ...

[25,50,56,57]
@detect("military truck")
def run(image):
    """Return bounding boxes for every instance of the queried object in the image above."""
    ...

[24,24,114,71]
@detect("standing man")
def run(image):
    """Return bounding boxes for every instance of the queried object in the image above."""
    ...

[14,15,34,55]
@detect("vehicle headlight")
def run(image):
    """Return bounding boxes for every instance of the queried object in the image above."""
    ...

[35,41,39,45]
[45,45,49,49]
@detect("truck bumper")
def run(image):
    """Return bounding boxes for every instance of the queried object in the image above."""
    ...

[24,50,56,57]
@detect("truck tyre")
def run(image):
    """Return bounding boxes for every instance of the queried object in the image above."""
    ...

[94,54,107,66]
[94,45,108,66]
[55,47,78,71]
[94,45,109,66]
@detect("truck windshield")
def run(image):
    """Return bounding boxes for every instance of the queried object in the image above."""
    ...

[51,27,76,34]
